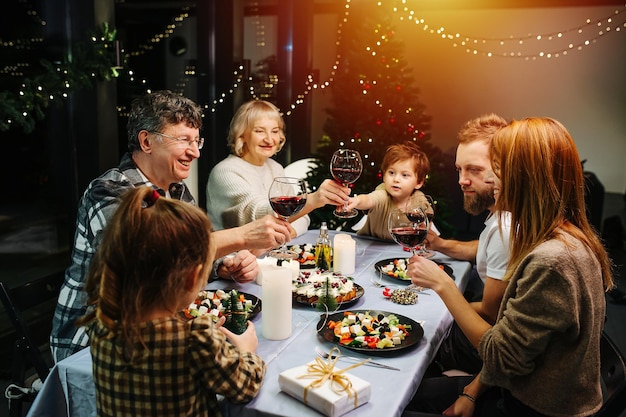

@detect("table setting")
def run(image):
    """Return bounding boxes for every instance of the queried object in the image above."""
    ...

[26,229,471,417]
[212,229,471,417]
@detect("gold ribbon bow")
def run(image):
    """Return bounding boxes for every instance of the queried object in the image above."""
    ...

[297,347,370,409]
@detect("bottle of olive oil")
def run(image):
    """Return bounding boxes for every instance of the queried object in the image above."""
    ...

[315,222,332,271]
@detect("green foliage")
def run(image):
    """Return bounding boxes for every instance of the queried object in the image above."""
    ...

[0,22,121,133]
[305,10,454,233]
[316,276,338,312]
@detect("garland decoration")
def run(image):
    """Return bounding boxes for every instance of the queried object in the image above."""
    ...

[0,22,121,133]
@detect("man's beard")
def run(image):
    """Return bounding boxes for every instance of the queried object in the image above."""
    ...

[463,188,495,215]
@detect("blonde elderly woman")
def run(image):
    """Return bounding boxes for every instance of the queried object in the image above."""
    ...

[206,100,349,237]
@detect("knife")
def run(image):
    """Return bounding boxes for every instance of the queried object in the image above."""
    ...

[331,353,400,371]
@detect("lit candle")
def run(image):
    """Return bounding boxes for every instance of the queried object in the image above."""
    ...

[256,256,278,285]
[261,265,292,340]
[333,234,356,274]
[282,259,300,279]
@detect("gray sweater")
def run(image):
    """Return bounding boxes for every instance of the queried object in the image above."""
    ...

[479,231,605,417]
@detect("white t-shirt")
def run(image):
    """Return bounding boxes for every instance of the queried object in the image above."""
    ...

[475,211,511,283]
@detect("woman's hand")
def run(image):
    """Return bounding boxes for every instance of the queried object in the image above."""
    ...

[407,254,450,292]
[442,395,476,417]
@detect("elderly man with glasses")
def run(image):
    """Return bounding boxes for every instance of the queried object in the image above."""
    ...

[51,90,292,363]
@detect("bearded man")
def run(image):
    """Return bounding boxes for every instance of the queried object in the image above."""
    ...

[423,114,512,374]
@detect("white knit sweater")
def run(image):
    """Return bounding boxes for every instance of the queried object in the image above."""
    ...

[206,154,310,236]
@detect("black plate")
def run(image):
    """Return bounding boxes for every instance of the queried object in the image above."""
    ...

[374,258,454,282]
[317,310,424,354]
[189,291,261,321]
[239,292,262,321]
[294,283,365,307]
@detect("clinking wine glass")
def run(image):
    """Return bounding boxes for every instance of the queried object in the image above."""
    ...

[330,149,363,218]
[407,194,436,257]
[388,207,429,256]
[268,177,308,260]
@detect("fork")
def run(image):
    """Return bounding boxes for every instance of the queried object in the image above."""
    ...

[370,275,427,294]
[315,347,400,371]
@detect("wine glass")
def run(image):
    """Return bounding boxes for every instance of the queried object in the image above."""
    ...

[388,207,429,256]
[422,195,437,256]
[268,177,308,259]
[330,149,362,218]
[407,194,436,257]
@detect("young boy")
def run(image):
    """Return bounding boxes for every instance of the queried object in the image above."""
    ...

[346,141,430,241]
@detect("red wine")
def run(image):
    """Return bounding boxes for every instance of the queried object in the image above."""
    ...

[270,196,307,218]
[391,227,427,248]
[331,167,361,184]
[426,212,434,222]
[406,212,426,223]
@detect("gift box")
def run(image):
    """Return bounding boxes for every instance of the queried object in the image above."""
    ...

[278,355,371,417]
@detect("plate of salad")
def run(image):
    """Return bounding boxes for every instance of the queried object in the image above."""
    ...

[183,289,261,334]
[287,243,317,268]
[374,258,453,282]
[317,310,423,353]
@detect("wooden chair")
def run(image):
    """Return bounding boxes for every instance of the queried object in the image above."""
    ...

[0,271,64,417]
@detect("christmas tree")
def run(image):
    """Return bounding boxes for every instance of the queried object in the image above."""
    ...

[306,6,450,231]
[316,276,338,313]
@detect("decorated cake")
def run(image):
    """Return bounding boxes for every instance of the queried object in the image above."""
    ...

[292,270,357,305]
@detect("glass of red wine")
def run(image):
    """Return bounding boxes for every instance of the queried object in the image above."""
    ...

[268,177,308,259]
[407,194,436,257]
[330,149,362,218]
[388,207,429,256]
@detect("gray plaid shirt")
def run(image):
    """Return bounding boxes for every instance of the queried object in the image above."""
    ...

[50,153,195,363]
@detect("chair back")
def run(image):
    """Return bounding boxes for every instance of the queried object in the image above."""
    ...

[284,158,317,193]
[595,331,626,416]
[0,271,64,382]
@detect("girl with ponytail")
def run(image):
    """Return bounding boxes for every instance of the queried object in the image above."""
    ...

[79,187,266,417]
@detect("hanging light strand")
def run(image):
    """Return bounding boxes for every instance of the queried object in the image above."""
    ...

[390,0,625,59]
[127,8,191,57]
[283,0,353,114]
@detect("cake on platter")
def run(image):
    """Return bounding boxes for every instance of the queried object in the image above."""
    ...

[292,270,358,305]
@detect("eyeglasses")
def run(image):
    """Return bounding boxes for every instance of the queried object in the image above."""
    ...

[149,131,204,150]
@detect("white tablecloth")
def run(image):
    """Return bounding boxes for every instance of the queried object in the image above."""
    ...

[27,230,471,417]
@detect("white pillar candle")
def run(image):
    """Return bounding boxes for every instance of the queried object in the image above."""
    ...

[261,265,292,340]
[333,234,356,274]
[256,256,278,285]
[281,259,300,279]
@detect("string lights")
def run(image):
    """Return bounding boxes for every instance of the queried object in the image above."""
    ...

[1,20,120,132]
[248,0,626,114]
[390,1,626,60]
[2,0,625,131]
[128,7,192,57]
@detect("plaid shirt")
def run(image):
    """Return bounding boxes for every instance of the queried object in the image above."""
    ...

[87,315,266,417]
[50,153,195,363]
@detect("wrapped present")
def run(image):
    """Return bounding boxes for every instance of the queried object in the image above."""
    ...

[278,347,371,417]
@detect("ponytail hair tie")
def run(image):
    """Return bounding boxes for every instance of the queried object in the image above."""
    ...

[143,189,161,208]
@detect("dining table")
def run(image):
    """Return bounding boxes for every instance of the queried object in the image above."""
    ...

[26,229,472,417]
